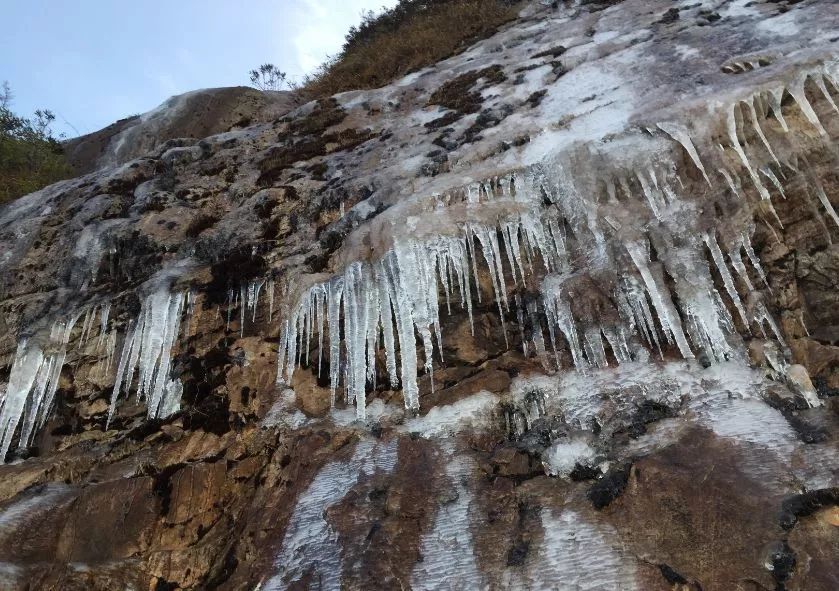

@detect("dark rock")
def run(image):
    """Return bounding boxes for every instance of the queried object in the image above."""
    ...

[587,463,632,509]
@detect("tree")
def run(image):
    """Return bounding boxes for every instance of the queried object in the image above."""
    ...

[249,64,290,91]
[0,81,70,204]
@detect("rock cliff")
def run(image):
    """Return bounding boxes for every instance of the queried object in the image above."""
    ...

[1,0,838,589]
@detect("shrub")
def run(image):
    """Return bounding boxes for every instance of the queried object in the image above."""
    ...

[249,63,293,91]
[302,0,519,98]
[0,82,71,205]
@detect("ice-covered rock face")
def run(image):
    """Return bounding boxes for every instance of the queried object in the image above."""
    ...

[0,1,839,589]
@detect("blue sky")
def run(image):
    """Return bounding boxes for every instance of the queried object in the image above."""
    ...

[0,0,397,138]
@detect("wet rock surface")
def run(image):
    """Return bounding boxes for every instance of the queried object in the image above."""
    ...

[1,0,839,589]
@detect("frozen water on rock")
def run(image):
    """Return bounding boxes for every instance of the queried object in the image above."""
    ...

[704,232,750,328]
[0,313,81,458]
[515,508,639,590]
[108,286,186,425]
[411,445,482,591]
[2,0,837,482]
[0,483,72,537]
[276,214,569,418]
[401,391,499,438]
[543,436,597,478]
[260,389,309,430]
[626,240,693,359]
[264,438,397,591]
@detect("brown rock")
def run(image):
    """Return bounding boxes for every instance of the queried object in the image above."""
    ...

[291,367,332,416]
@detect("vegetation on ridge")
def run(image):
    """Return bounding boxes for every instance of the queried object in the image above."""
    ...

[300,0,520,98]
[0,82,71,205]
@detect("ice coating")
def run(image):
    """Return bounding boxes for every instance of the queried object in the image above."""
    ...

[1,0,838,452]
[0,315,80,459]
[263,438,397,591]
[411,447,482,590]
[518,509,640,590]
[108,286,186,425]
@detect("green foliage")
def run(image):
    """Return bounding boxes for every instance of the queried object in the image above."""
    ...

[0,81,71,205]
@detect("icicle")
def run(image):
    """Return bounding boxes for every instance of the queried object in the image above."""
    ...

[393,240,436,400]
[466,228,482,304]
[147,292,185,417]
[439,251,453,314]
[547,219,568,272]
[788,74,827,135]
[753,300,786,348]
[541,275,586,368]
[623,277,661,358]
[225,289,234,332]
[658,122,711,186]
[744,97,780,167]
[815,74,839,114]
[108,287,186,423]
[34,317,79,432]
[727,106,772,201]
[245,280,262,322]
[760,167,786,199]
[636,170,662,219]
[268,279,275,322]
[741,232,770,288]
[767,88,790,132]
[703,233,750,327]
[474,225,509,312]
[728,242,755,292]
[0,311,82,458]
[502,223,520,287]
[77,307,94,349]
[515,295,527,356]
[625,241,694,359]
[526,299,552,371]
[341,263,368,415]
[376,263,399,387]
[521,212,558,272]
[327,278,344,399]
[583,328,608,368]
[364,265,380,387]
[19,354,56,447]
[98,302,112,350]
[240,284,247,338]
[507,223,529,282]
[0,341,44,459]
[680,286,733,363]
[602,326,632,364]
[386,254,420,411]
[103,330,117,375]
[472,226,509,348]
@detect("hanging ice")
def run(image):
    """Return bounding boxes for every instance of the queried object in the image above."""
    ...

[108,287,185,425]
[275,212,570,418]
[625,240,694,359]
[704,232,750,327]
[0,314,80,460]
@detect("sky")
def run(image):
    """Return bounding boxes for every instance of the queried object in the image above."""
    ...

[0,0,398,138]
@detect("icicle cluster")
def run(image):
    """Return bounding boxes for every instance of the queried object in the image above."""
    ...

[273,60,839,419]
[0,321,76,459]
[276,213,568,418]
[4,57,837,452]
[108,288,186,425]
[0,301,115,459]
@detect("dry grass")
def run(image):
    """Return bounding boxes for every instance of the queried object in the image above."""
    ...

[302,0,520,98]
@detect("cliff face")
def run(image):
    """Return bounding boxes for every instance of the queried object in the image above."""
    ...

[61,87,299,174]
[1,1,839,589]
